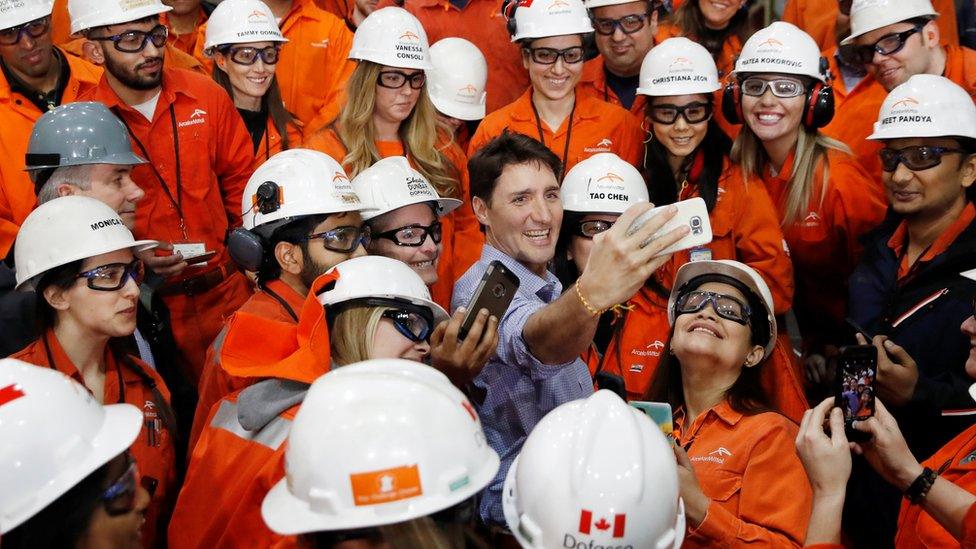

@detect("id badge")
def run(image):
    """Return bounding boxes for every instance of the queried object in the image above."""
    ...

[172,242,211,267]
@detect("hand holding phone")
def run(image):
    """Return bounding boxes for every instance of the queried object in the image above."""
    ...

[626,197,713,257]
[459,261,519,341]
[834,344,877,442]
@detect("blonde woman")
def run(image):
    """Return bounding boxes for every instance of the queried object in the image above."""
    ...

[305,8,482,303]
[726,22,885,362]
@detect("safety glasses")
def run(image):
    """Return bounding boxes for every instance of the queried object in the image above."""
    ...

[740,77,806,98]
[674,290,752,325]
[879,145,968,172]
[377,70,426,90]
[100,454,140,516]
[372,221,442,247]
[649,101,713,125]
[0,15,50,45]
[382,307,435,342]
[591,13,652,36]
[89,24,168,53]
[302,225,371,253]
[525,46,585,65]
[222,45,280,65]
[77,260,144,292]
[850,24,923,65]
[573,219,614,238]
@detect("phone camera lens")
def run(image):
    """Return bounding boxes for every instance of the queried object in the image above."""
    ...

[492,284,506,298]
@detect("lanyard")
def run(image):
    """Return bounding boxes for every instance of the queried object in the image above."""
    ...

[123,105,188,239]
[531,98,576,180]
[43,332,126,404]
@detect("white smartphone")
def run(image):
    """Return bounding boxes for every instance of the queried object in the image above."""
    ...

[627,197,712,257]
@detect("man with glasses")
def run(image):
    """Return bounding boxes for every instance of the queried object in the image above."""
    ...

[579,0,660,117]
[846,74,976,546]
[190,149,370,450]
[71,0,257,386]
[0,0,101,260]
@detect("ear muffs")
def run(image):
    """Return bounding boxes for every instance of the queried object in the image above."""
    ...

[227,228,266,272]
[502,0,518,37]
[721,79,743,125]
[802,81,835,129]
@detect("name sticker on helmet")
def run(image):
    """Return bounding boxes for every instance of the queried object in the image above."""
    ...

[90,218,123,231]
[350,464,423,506]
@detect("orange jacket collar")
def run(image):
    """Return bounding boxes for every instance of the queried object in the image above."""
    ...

[264,278,307,315]
[675,399,745,435]
[509,88,605,124]
[0,47,99,102]
[91,66,198,115]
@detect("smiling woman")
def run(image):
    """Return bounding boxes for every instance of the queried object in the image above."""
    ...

[644,260,811,548]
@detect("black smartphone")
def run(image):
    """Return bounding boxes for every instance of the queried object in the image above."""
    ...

[834,344,878,442]
[183,250,217,265]
[459,260,519,341]
[845,317,875,341]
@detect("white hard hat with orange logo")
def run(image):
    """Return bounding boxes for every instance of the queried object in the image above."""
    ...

[868,74,976,141]
[637,37,720,96]
[351,156,462,222]
[842,0,937,45]
[561,153,649,214]
[68,0,171,35]
[506,0,594,42]
[0,359,143,534]
[733,21,825,82]
[503,390,685,549]
[348,7,433,70]
[261,358,499,533]
[0,0,53,31]
[428,38,488,121]
[203,0,288,55]
[318,256,449,323]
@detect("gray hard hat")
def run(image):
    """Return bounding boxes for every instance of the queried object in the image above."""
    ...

[25,102,146,172]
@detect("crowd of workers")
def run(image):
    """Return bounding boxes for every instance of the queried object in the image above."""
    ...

[0,0,975,546]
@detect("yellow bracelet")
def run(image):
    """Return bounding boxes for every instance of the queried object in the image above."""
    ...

[575,278,606,317]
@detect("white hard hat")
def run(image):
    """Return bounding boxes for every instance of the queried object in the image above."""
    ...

[68,0,171,35]
[842,0,937,45]
[561,153,649,214]
[868,74,976,141]
[203,0,288,55]
[583,0,652,9]
[242,149,366,233]
[348,7,433,70]
[319,256,449,323]
[734,21,826,82]
[503,390,685,549]
[509,0,594,42]
[668,259,777,358]
[637,37,720,96]
[352,156,461,222]
[14,196,158,290]
[0,0,53,31]
[0,358,142,534]
[261,358,500,534]
[428,38,488,121]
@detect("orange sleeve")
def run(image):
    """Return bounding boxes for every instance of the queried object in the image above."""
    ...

[302,127,348,163]
[733,174,795,314]
[827,156,887,269]
[934,0,960,46]
[780,0,801,25]
[963,502,976,546]
[442,141,484,278]
[611,109,645,167]
[212,87,257,228]
[693,421,812,547]
[466,114,500,158]
[321,22,356,123]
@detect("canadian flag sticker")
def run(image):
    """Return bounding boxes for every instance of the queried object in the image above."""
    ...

[578,510,626,537]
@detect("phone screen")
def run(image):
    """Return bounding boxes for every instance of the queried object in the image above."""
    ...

[837,347,877,423]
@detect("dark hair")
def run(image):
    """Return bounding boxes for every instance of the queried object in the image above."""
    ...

[256,214,329,285]
[34,259,85,332]
[643,105,732,212]
[211,59,296,152]
[468,130,562,205]
[643,275,773,415]
[672,0,754,61]
[961,138,976,203]
[2,460,111,548]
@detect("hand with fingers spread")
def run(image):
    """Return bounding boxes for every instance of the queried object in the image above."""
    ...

[578,202,689,312]
[795,397,852,497]
[856,333,918,408]
[429,307,500,389]
[673,444,711,528]
[850,399,924,491]
[138,241,188,278]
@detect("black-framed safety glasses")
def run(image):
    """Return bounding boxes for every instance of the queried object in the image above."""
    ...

[372,221,442,247]
[740,77,807,98]
[675,290,752,325]
[879,145,968,172]
[382,307,435,343]
[377,70,426,90]
[301,225,371,253]
[76,260,144,291]
[220,44,281,65]
[88,24,168,53]
[573,219,614,238]
[524,46,585,65]
[0,15,51,45]
[850,23,924,65]
[590,13,652,35]
[648,101,713,125]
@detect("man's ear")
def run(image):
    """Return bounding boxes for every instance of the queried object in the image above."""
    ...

[472,196,490,227]
[274,241,304,276]
[56,183,79,198]
[959,153,976,189]
[923,20,940,48]
[81,40,104,66]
